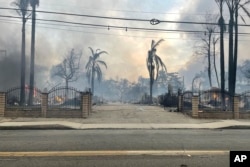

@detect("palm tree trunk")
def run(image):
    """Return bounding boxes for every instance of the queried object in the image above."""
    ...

[91,67,95,95]
[213,39,220,87]
[20,17,26,106]
[219,0,225,110]
[208,33,212,88]
[149,59,153,104]
[228,9,234,97]
[29,6,36,105]
[150,72,153,104]
[233,3,239,96]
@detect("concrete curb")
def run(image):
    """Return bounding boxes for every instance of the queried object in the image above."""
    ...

[1,120,250,130]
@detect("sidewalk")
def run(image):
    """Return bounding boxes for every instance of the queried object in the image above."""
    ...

[1,103,250,130]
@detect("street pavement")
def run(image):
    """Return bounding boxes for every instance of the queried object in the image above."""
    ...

[1,103,250,129]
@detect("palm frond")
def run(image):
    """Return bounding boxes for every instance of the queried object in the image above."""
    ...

[86,68,92,84]
[151,40,155,49]
[154,57,160,80]
[151,39,164,50]
[146,57,151,72]
[95,65,103,82]
[96,60,107,69]
[156,55,167,72]
[85,56,93,69]
[97,51,108,56]
[88,47,95,57]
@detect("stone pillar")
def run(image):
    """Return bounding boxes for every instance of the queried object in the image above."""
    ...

[178,95,183,112]
[192,95,199,118]
[0,92,5,117]
[81,93,89,118]
[233,96,239,119]
[41,93,48,118]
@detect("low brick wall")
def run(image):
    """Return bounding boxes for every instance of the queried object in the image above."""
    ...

[239,113,250,119]
[198,112,234,119]
[5,109,42,117]
[1,89,92,118]
[47,109,82,118]
[0,92,5,117]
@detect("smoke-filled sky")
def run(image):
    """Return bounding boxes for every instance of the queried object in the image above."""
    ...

[0,0,250,90]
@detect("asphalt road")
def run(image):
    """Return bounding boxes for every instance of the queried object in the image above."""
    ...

[0,129,250,167]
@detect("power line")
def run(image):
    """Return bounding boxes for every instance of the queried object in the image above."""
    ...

[1,14,250,37]
[1,7,250,27]
[1,17,250,42]
[0,14,210,34]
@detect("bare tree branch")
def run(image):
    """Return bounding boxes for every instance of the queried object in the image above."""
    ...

[51,49,82,87]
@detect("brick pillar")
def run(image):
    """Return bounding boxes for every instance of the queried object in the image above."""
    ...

[0,92,5,117]
[192,95,199,118]
[41,93,48,118]
[178,95,183,112]
[233,96,239,119]
[88,92,92,115]
[81,93,89,118]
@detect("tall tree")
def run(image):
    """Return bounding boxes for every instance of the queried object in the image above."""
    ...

[233,0,250,94]
[194,14,218,88]
[215,0,226,109]
[85,47,108,95]
[212,36,220,87]
[28,0,39,105]
[147,39,167,104]
[51,49,82,89]
[11,0,30,105]
[226,0,250,96]
[226,0,235,97]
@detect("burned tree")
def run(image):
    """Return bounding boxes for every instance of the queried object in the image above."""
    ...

[11,0,30,105]
[51,49,82,89]
[28,0,39,105]
[225,0,250,96]
[194,14,218,88]
[85,47,108,96]
[147,39,167,104]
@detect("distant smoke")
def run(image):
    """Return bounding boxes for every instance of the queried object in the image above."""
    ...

[0,51,49,91]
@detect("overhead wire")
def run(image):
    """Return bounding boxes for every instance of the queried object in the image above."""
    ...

[1,16,250,42]
[0,14,213,34]
[1,14,250,37]
[0,7,250,41]
[1,7,250,27]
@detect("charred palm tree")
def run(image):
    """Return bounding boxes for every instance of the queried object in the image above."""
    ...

[226,0,250,96]
[233,0,250,94]
[215,0,226,109]
[28,0,39,105]
[11,0,30,105]
[147,39,167,104]
[85,47,108,95]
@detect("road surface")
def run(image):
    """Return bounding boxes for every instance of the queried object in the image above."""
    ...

[1,129,250,166]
